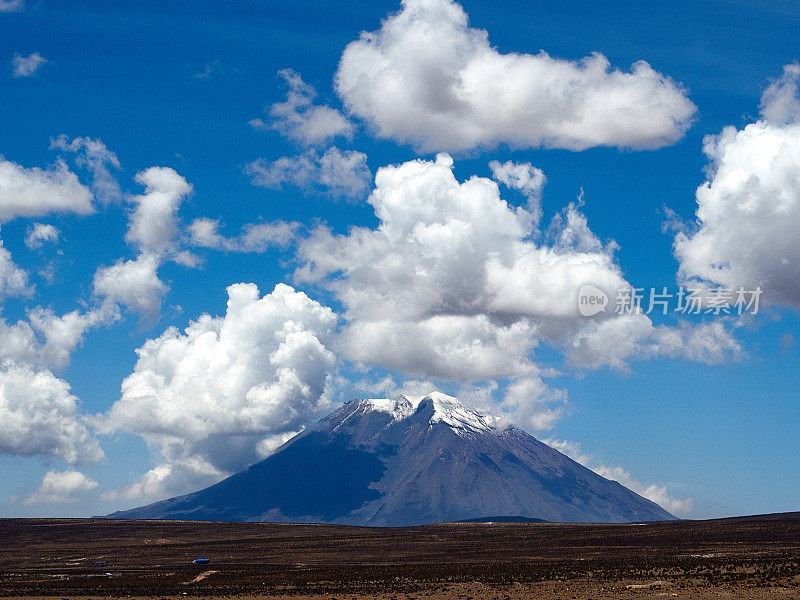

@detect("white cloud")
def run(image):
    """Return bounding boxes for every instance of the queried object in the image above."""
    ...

[24,469,98,504]
[0,241,31,299]
[544,438,693,517]
[567,313,742,370]
[252,69,354,146]
[296,153,625,381]
[339,315,540,381]
[51,135,122,204]
[296,154,739,429]
[500,376,568,431]
[96,282,337,499]
[126,167,192,255]
[0,305,116,370]
[335,0,696,152]
[93,254,167,323]
[489,160,547,224]
[760,62,800,126]
[102,456,223,501]
[0,361,103,464]
[24,222,59,249]
[675,63,800,306]
[188,218,298,252]
[0,0,23,12]
[11,52,46,77]
[0,156,93,223]
[93,167,192,321]
[246,147,371,200]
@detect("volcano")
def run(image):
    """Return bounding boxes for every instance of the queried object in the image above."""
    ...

[108,392,675,525]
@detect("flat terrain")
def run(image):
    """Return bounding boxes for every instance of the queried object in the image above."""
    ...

[1,513,799,599]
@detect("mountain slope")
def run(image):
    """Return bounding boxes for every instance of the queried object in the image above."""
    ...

[108,392,675,524]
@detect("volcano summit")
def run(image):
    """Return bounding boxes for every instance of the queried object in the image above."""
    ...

[109,392,674,525]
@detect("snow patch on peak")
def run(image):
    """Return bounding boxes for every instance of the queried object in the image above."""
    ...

[357,396,416,421]
[358,392,500,434]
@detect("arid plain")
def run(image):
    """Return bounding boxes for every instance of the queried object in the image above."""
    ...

[1,513,798,599]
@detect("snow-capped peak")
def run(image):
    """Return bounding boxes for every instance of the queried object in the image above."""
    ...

[357,391,500,434]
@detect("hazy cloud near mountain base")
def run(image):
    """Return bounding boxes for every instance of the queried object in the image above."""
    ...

[24,469,98,504]
[544,438,693,517]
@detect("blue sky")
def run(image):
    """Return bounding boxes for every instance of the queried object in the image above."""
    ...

[0,0,798,518]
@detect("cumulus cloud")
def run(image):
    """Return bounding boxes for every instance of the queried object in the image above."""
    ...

[96,282,337,499]
[24,469,98,504]
[545,438,693,517]
[24,223,59,249]
[0,305,117,370]
[188,218,298,252]
[490,160,547,224]
[335,0,696,152]
[0,361,103,464]
[295,153,621,426]
[675,63,800,306]
[51,135,122,204]
[297,154,624,326]
[500,376,568,431]
[0,241,31,299]
[11,52,46,77]
[93,255,167,323]
[297,154,740,428]
[126,167,192,255]
[93,167,193,321]
[0,156,93,223]
[246,147,371,201]
[251,69,354,146]
[339,315,540,381]
[759,62,800,126]
[296,154,623,379]
[567,313,743,370]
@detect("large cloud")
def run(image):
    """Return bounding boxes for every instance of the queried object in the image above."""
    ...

[675,63,800,306]
[335,0,696,152]
[96,282,338,499]
[0,361,103,464]
[297,154,740,427]
[297,154,617,379]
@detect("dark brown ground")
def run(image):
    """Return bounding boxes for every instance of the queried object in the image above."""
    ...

[1,512,799,599]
